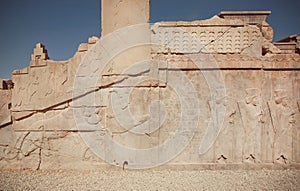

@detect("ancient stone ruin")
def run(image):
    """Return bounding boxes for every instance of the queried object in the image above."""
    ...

[0,0,299,170]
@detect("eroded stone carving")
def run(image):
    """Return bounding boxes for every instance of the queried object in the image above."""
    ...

[268,90,295,164]
[152,19,263,56]
[238,88,263,163]
[0,1,300,170]
[0,87,12,127]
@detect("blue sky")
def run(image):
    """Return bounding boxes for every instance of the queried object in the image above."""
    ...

[0,0,299,79]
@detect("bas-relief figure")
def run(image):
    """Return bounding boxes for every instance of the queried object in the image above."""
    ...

[238,88,263,163]
[269,90,295,164]
[0,0,300,170]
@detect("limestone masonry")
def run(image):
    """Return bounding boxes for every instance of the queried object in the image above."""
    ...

[0,0,299,170]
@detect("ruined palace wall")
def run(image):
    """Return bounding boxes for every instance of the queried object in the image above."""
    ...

[0,7,300,169]
[1,52,299,170]
[154,54,300,166]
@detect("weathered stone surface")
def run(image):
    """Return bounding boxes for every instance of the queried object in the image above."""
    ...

[219,11,271,26]
[294,112,300,163]
[0,79,3,90]
[30,43,49,67]
[101,0,150,36]
[0,2,300,170]
[0,125,15,146]
[0,125,17,166]
[0,79,13,90]
[262,21,274,41]
[88,36,99,44]
[77,43,88,52]
[12,107,80,131]
[274,42,297,54]
[11,61,70,112]
[0,130,105,170]
[0,89,12,127]
[274,34,300,54]
[40,132,104,170]
[152,18,263,56]
[12,67,29,75]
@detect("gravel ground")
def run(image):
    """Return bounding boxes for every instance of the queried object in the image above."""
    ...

[0,169,299,191]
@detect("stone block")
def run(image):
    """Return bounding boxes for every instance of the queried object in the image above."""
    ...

[12,111,35,121]
[0,79,3,90]
[0,125,15,147]
[30,43,49,67]
[12,67,29,75]
[88,36,99,44]
[0,79,13,90]
[40,132,104,170]
[0,90,12,127]
[274,42,297,54]
[11,61,71,112]
[12,107,83,131]
[78,43,88,52]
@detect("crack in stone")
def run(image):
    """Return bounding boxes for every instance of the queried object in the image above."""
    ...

[200,26,233,53]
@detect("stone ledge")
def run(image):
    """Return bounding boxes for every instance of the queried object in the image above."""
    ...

[219,11,271,26]
[1,163,299,171]
[153,163,300,171]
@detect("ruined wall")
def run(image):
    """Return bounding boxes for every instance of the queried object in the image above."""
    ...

[0,2,299,170]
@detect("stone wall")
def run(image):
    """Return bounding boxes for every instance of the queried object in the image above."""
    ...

[0,1,299,170]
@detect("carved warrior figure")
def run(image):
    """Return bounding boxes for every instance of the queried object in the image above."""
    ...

[268,90,295,164]
[238,88,263,163]
[214,97,241,163]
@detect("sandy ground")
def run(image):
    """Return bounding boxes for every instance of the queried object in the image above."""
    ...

[0,169,299,190]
